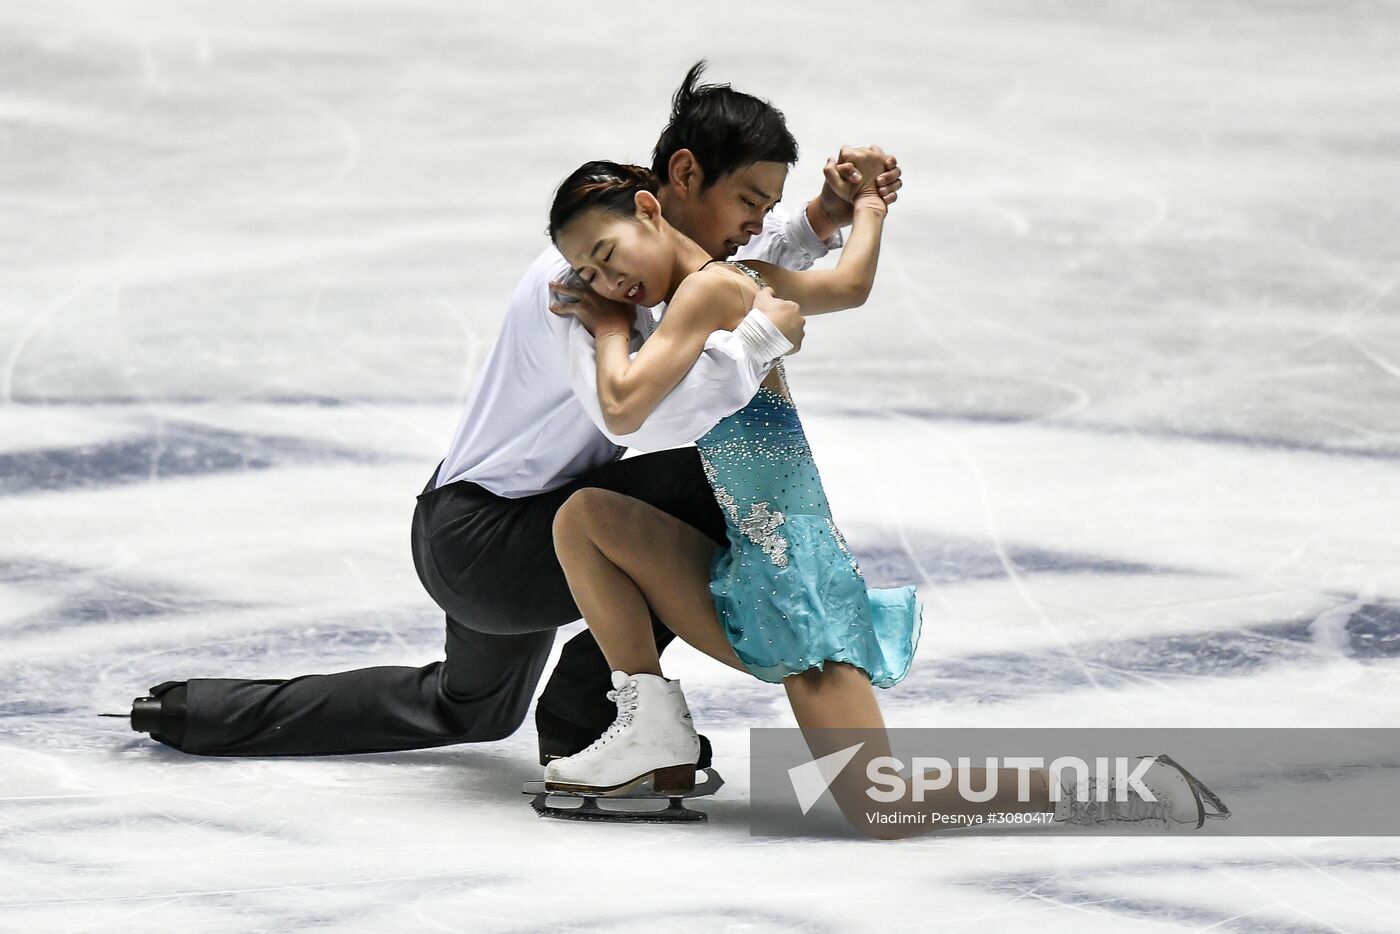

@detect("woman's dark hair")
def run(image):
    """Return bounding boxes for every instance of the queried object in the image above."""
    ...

[650,60,798,189]
[548,161,660,242]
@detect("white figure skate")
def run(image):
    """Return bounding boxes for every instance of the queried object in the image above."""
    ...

[524,672,724,824]
[1054,754,1230,830]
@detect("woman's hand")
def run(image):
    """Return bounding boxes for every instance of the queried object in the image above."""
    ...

[840,145,893,217]
[549,279,636,340]
[752,287,806,354]
[817,145,902,227]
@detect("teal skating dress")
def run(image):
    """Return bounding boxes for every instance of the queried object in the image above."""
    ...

[694,262,922,688]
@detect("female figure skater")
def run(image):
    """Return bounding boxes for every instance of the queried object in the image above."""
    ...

[542,157,1226,836]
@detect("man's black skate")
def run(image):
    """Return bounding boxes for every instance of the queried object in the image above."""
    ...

[124,683,188,747]
[522,767,725,824]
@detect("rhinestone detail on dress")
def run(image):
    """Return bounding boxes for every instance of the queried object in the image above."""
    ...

[700,452,790,568]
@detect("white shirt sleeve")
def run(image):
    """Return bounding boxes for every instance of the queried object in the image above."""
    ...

[564,306,793,453]
[734,203,844,271]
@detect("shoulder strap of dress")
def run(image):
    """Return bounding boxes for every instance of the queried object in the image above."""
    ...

[726,261,769,290]
[697,258,769,290]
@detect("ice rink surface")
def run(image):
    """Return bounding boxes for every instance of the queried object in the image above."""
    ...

[3,0,1400,930]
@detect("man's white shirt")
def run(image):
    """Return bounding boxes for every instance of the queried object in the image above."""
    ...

[435,206,839,498]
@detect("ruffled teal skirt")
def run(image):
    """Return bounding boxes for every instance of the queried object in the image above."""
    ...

[697,384,922,687]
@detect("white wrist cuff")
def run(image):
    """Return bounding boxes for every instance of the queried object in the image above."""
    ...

[735,308,794,362]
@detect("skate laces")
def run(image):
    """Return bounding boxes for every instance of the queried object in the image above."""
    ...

[1062,777,1170,826]
[579,678,640,754]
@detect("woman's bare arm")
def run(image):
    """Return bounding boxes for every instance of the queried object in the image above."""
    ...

[744,150,893,315]
[747,196,886,315]
[591,272,749,435]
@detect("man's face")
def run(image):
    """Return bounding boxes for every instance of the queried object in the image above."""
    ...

[664,161,789,260]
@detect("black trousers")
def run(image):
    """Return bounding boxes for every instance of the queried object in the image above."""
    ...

[152,447,726,756]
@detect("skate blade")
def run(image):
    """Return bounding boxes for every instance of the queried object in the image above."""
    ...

[1154,754,1231,827]
[524,768,724,800]
[529,792,709,824]
[544,762,696,796]
[532,761,728,800]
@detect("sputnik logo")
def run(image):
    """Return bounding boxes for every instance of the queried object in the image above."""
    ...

[786,742,865,815]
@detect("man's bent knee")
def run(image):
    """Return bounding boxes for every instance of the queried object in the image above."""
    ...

[441,689,532,743]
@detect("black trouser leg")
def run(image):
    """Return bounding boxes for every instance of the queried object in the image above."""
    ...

[151,447,724,757]
[165,622,555,756]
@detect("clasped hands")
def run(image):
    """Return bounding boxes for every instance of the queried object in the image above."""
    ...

[820,144,899,223]
[818,144,901,226]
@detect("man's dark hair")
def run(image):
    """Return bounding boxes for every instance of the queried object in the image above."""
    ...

[650,60,798,190]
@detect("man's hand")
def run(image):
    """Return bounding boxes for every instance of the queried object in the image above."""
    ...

[811,145,903,231]
[549,279,636,340]
[752,286,805,354]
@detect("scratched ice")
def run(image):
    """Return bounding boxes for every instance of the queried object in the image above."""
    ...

[3,1,1399,931]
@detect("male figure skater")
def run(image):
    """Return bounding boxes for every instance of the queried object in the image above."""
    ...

[130,62,902,764]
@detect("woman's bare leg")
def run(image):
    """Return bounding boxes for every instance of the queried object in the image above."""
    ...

[551,488,745,675]
[783,663,1050,837]
[554,487,1050,836]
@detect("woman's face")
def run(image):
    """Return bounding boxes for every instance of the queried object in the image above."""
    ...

[555,194,675,308]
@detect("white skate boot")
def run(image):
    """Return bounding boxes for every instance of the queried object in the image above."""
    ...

[543,671,701,795]
[1053,754,1230,830]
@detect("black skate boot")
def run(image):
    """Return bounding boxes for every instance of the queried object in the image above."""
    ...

[127,682,188,748]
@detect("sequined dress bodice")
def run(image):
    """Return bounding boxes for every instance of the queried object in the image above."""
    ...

[701,259,793,401]
[693,262,921,687]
